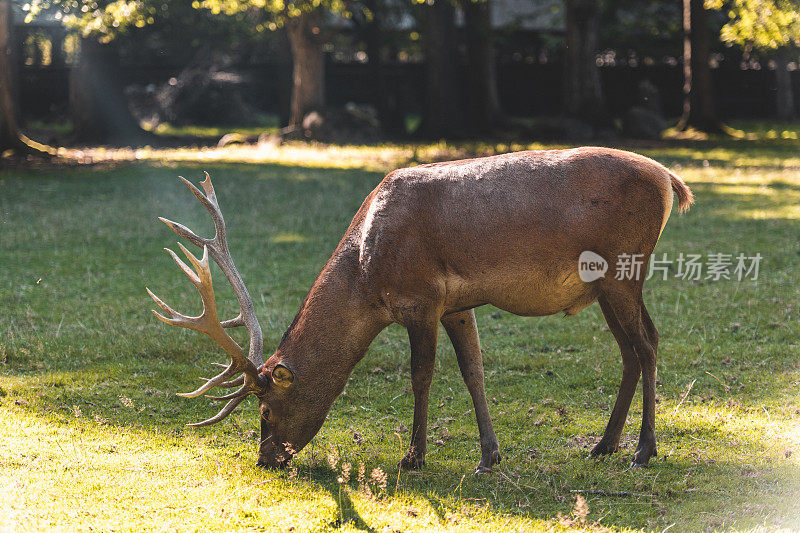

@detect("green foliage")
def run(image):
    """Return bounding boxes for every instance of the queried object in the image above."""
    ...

[193,0,351,31]
[23,0,353,42]
[600,0,683,58]
[24,0,158,41]
[1,122,800,530]
[23,0,276,59]
[711,0,800,52]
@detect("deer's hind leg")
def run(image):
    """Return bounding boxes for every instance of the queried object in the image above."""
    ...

[442,309,501,474]
[597,281,659,467]
[591,295,641,457]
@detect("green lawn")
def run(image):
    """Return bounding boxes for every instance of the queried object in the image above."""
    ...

[1,127,799,532]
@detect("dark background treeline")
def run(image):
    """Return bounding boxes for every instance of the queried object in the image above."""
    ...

[18,60,792,123]
[2,0,800,150]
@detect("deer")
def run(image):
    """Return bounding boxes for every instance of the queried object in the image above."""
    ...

[147,147,693,473]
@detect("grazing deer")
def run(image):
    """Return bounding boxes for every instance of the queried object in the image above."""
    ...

[147,147,692,473]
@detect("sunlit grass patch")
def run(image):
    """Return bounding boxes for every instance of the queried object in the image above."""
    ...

[272,232,311,244]
[149,119,280,140]
[0,405,337,532]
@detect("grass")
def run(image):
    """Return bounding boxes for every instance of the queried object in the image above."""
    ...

[147,115,280,140]
[1,123,800,531]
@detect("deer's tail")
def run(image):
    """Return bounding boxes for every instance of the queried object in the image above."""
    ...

[668,170,694,213]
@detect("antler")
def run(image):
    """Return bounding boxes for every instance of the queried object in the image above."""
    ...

[147,173,266,427]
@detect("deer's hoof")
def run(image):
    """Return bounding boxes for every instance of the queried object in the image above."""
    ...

[256,460,286,470]
[474,449,502,474]
[590,440,618,457]
[487,449,502,466]
[631,443,657,468]
[399,454,425,470]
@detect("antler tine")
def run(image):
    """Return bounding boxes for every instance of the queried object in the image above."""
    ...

[164,246,201,286]
[208,363,245,385]
[200,171,218,204]
[220,315,245,328]
[176,175,226,248]
[147,287,192,328]
[147,246,219,330]
[148,241,258,387]
[176,366,237,398]
[159,217,207,249]
[219,375,245,388]
[206,385,249,401]
[180,175,219,217]
[208,363,246,388]
[187,395,248,428]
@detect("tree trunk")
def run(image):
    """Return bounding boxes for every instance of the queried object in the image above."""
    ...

[677,0,723,133]
[420,0,462,138]
[51,30,67,68]
[363,0,405,137]
[462,0,503,132]
[775,56,796,120]
[275,29,293,128]
[286,11,325,129]
[563,0,608,126]
[69,38,149,144]
[0,0,23,152]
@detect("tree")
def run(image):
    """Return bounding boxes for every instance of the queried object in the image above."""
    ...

[414,0,505,138]
[461,0,502,132]
[27,0,281,141]
[194,0,352,129]
[563,0,609,126]
[25,0,156,143]
[677,0,724,133]
[0,0,28,152]
[69,38,151,143]
[417,0,463,138]
[714,0,800,120]
[284,9,325,128]
[29,0,350,133]
[600,0,683,60]
[350,0,406,137]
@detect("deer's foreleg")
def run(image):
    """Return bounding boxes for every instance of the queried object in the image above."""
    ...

[400,315,439,470]
[442,309,501,474]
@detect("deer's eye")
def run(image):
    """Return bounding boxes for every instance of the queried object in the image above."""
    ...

[260,407,271,421]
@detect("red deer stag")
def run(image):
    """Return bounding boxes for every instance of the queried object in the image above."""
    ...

[148,147,693,472]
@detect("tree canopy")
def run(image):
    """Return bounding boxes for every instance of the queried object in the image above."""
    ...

[712,0,800,52]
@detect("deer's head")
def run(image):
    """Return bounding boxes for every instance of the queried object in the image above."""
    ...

[253,358,331,468]
[147,174,315,468]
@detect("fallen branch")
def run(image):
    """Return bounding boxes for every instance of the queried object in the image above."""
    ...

[672,378,697,416]
[569,489,648,498]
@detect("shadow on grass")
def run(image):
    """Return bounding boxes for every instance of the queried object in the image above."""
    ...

[322,483,377,532]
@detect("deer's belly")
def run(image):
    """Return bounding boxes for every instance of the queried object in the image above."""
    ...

[489,288,597,317]
[443,267,598,317]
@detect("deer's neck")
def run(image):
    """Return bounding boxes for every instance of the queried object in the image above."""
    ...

[275,246,388,401]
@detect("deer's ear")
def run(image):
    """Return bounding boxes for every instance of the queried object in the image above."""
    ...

[272,364,294,387]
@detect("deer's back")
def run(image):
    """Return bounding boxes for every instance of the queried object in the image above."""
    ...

[354,147,674,318]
